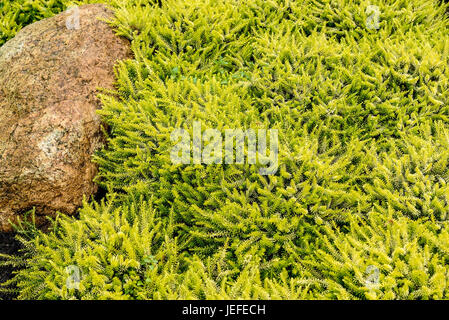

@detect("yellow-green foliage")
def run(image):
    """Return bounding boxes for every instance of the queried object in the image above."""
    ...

[302,211,449,299]
[2,0,449,300]
[0,199,318,299]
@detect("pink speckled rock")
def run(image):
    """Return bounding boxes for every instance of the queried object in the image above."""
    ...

[0,4,132,231]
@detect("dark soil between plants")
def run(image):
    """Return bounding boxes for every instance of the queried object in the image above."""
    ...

[0,233,21,300]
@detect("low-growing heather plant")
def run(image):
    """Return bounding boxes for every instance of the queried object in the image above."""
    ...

[302,210,449,299]
[2,0,449,300]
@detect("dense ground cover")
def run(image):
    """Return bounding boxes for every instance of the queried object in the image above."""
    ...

[1,0,449,299]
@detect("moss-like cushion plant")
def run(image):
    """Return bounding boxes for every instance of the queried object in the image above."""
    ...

[1,0,449,300]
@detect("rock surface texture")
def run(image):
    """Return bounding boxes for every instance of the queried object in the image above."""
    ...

[0,4,132,232]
